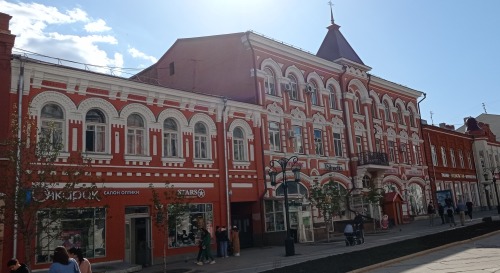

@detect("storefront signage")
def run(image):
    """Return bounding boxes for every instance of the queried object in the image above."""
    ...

[324,163,343,171]
[178,189,206,198]
[103,190,140,196]
[34,190,100,202]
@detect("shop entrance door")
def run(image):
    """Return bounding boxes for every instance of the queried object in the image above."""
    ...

[298,210,314,243]
[124,207,151,266]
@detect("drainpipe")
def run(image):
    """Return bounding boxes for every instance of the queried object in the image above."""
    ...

[222,97,230,228]
[338,66,357,213]
[13,55,25,257]
[417,93,431,201]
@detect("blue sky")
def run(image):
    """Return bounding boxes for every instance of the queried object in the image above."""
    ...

[1,0,499,128]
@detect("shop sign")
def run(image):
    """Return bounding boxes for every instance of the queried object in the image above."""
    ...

[177,189,206,198]
[34,190,100,202]
[324,163,343,171]
[103,190,140,196]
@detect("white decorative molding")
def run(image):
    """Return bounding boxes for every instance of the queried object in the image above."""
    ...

[228,119,254,141]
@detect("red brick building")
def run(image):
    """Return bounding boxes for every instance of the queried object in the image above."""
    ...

[0,12,265,269]
[135,14,427,233]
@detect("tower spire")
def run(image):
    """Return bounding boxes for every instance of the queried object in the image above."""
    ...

[328,1,335,25]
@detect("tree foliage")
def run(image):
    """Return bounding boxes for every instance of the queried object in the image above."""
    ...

[308,178,348,241]
[0,111,99,266]
[150,183,190,273]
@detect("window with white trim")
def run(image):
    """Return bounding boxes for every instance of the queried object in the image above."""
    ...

[264,200,284,232]
[264,68,276,96]
[356,136,363,153]
[127,114,145,155]
[450,148,456,168]
[384,101,391,122]
[468,153,473,169]
[41,103,64,150]
[400,143,408,163]
[269,122,281,152]
[314,129,324,155]
[396,105,404,125]
[288,75,299,101]
[292,126,303,154]
[328,84,337,110]
[85,109,106,153]
[413,144,420,165]
[194,122,209,159]
[409,109,416,127]
[388,141,395,162]
[233,127,246,161]
[458,149,465,168]
[354,94,361,114]
[333,133,343,157]
[431,145,438,166]
[441,146,448,167]
[163,118,179,157]
[310,82,319,106]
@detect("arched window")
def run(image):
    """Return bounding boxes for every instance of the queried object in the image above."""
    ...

[362,175,372,188]
[409,109,416,127]
[41,103,64,149]
[328,84,337,110]
[408,183,425,215]
[310,82,318,106]
[264,68,276,96]
[288,75,299,101]
[194,122,209,159]
[354,93,361,114]
[85,109,106,153]
[371,102,377,118]
[276,181,308,196]
[384,101,391,122]
[396,105,404,125]
[233,127,246,161]
[127,114,145,155]
[163,118,179,157]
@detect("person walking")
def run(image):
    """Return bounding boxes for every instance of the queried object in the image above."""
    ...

[446,204,456,227]
[215,226,222,257]
[7,259,29,273]
[231,226,241,256]
[466,200,473,221]
[438,203,445,224]
[196,228,215,265]
[219,226,229,258]
[68,247,92,273]
[427,201,435,226]
[354,212,365,243]
[457,199,466,226]
[49,246,81,273]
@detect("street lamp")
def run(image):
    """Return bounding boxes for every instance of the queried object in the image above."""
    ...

[483,166,500,214]
[268,156,301,257]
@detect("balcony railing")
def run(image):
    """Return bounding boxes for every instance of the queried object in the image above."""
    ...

[357,151,389,166]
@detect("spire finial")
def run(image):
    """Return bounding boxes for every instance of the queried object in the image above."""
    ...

[328,1,335,24]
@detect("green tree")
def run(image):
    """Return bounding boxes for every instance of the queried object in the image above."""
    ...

[0,111,99,267]
[150,183,190,273]
[308,178,347,242]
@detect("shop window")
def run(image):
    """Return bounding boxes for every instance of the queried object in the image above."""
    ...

[168,203,213,248]
[36,208,106,264]
[264,200,285,232]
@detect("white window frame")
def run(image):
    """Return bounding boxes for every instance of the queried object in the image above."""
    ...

[163,118,179,158]
[264,68,276,96]
[40,103,65,150]
[314,129,324,156]
[441,146,448,167]
[194,122,209,159]
[450,148,456,168]
[288,75,299,101]
[431,145,438,166]
[293,126,303,154]
[233,127,246,161]
[85,109,107,153]
[269,122,281,152]
[127,114,146,155]
[333,133,343,157]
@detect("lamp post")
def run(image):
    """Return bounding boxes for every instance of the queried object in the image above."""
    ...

[268,156,301,257]
[483,166,500,214]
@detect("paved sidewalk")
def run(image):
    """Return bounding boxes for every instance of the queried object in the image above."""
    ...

[90,210,499,273]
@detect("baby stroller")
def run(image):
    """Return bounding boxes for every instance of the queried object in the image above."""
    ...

[344,224,363,246]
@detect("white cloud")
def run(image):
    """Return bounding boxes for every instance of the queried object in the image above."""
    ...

[128,47,158,63]
[84,19,111,33]
[0,1,128,75]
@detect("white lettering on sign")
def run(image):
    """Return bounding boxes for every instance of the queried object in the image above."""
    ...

[103,190,140,196]
[177,189,206,198]
[34,190,100,202]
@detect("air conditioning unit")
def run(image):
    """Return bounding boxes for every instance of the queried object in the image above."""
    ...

[287,130,295,138]
[304,83,314,93]
[281,82,291,92]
